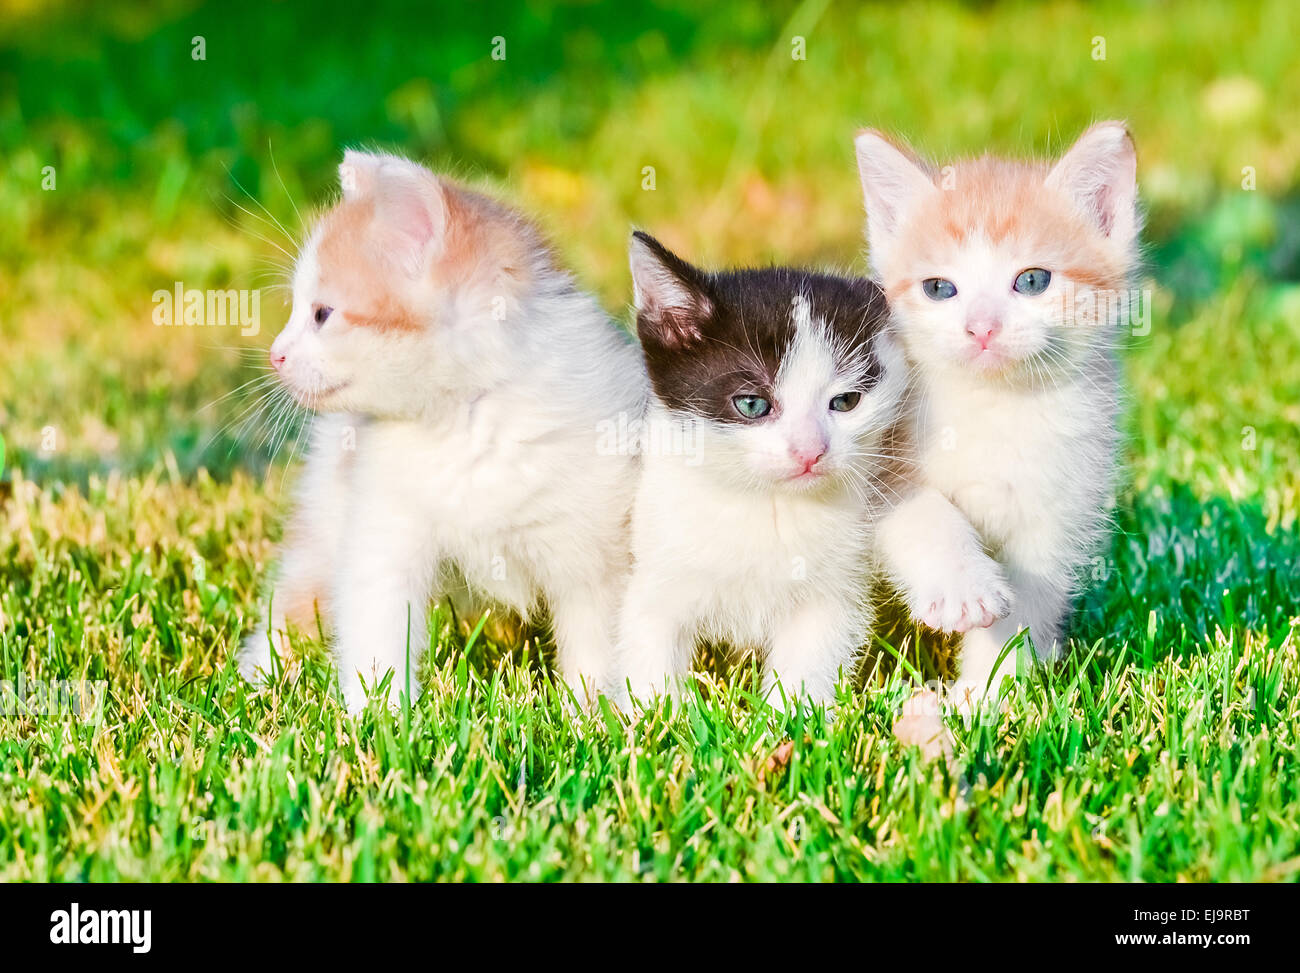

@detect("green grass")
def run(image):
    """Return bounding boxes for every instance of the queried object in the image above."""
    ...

[1,0,1298,881]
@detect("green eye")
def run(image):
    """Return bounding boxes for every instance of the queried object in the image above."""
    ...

[922,278,957,301]
[732,394,771,420]
[829,391,861,412]
[1013,268,1052,295]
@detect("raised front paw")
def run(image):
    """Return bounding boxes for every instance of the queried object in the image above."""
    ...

[909,554,1012,634]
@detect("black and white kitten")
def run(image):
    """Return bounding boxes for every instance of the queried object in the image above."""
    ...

[615,232,908,709]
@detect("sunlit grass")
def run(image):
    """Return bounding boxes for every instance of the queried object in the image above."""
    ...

[1,466,1295,880]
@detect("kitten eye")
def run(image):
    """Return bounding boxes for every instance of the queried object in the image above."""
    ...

[829,391,861,413]
[313,305,333,327]
[1013,268,1052,296]
[732,394,772,420]
[922,278,958,301]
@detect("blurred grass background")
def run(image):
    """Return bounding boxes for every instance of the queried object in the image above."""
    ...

[1,0,1299,880]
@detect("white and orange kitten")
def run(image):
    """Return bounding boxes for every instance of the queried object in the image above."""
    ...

[238,151,647,711]
[855,123,1138,707]
[616,233,908,710]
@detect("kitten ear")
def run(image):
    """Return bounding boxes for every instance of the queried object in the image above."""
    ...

[342,151,447,277]
[339,149,383,200]
[853,129,934,271]
[374,165,447,276]
[1046,121,1138,251]
[628,231,711,348]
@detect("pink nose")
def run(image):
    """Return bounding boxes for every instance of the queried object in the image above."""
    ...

[966,316,1001,350]
[270,351,286,371]
[790,443,827,473]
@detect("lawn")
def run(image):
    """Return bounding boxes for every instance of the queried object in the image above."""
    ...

[1,0,1298,881]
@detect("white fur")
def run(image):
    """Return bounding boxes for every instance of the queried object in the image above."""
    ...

[239,156,647,711]
[882,356,1118,706]
[616,298,908,711]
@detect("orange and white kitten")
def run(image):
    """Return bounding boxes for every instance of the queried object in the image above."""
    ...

[855,123,1138,707]
[238,151,647,711]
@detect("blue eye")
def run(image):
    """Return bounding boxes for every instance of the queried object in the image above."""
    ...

[829,391,861,412]
[922,278,957,301]
[732,395,771,420]
[1013,268,1052,295]
[313,305,333,327]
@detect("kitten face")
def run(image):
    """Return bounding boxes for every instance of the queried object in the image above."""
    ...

[854,122,1139,384]
[270,151,541,417]
[629,232,902,495]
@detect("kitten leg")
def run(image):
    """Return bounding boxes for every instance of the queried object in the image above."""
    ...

[950,566,1072,715]
[237,531,332,683]
[1015,566,1072,664]
[238,415,352,682]
[616,578,695,710]
[763,597,865,713]
[878,486,1012,633]
[332,495,437,714]
[549,577,621,706]
[949,614,1022,717]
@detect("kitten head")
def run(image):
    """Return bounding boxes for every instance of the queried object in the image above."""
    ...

[629,231,904,496]
[270,150,548,416]
[854,122,1139,384]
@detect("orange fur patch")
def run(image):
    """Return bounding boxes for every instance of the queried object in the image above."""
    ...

[311,177,554,334]
[340,295,421,332]
[1058,266,1117,291]
[885,278,916,303]
[887,156,1129,293]
[314,197,422,334]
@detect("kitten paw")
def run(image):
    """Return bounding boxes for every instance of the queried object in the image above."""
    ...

[892,689,954,762]
[236,628,284,684]
[945,679,1014,729]
[910,556,1012,634]
[618,673,684,713]
[340,676,371,715]
[339,669,421,715]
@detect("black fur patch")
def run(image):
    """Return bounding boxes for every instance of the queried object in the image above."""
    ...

[631,231,889,423]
